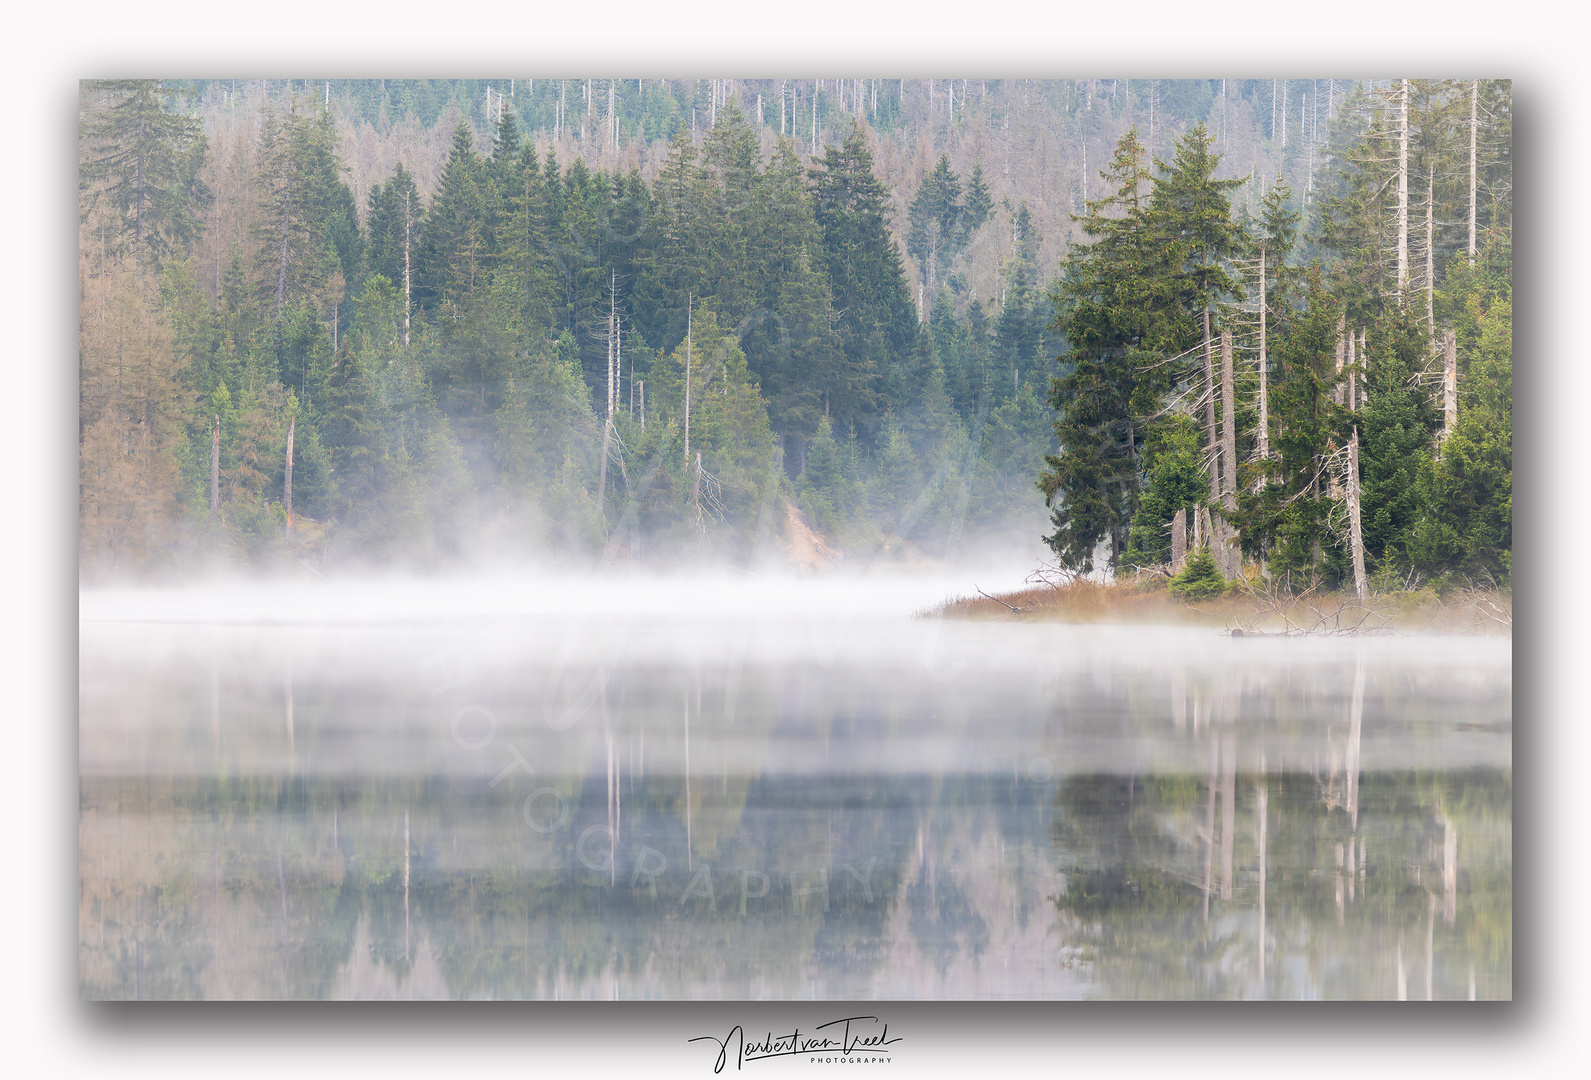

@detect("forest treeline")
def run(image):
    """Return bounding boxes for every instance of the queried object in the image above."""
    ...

[1041,79,1511,593]
[77,78,1509,589]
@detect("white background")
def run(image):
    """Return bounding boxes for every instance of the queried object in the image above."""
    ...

[14,4,1580,1075]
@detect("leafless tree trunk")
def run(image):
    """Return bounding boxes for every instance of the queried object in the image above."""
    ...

[1171,508,1187,571]
[1333,315,1346,406]
[684,296,692,464]
[403,191,412,349]
[1468,80,1479,263]
[1441,330,1458,443]
[284,415,295,540]
[1346,427,1367,601]
[1257,247,1270,469]
[1397,79,1410,296]
[1219,329,1239,576]
[209,416,219,520]
[598,417,611,513]
[1202,309,1219,502]
[1426,165,1437,335]
[1220,330,1237,507]
[1347,324,1356,411]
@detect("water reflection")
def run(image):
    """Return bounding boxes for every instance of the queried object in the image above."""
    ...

[79,586,1510,1000]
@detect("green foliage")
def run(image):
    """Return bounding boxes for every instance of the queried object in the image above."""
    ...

[1168,546,1224,600]
[76,79,1510,581]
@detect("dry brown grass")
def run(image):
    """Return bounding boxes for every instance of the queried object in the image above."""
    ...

[925,573,1512,636]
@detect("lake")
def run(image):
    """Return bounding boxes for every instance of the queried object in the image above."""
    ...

[78,574,1511,1000]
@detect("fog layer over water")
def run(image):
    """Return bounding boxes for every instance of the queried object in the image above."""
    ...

[79,572,1511,1001]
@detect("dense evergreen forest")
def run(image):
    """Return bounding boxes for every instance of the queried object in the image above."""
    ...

[77,78,1510,589]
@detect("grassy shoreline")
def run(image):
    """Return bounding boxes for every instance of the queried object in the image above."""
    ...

[927,573,1512,636]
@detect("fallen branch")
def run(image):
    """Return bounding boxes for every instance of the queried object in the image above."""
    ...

[976,585,1024,615]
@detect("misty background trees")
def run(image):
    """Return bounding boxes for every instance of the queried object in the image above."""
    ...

[78,78,1510,589]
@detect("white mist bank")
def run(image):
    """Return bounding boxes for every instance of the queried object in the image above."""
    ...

[78,561,1044,625]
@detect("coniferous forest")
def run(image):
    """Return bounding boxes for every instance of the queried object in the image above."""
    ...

[77,78,1510,591]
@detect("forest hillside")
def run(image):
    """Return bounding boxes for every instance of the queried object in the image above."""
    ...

[77,78,1510,592]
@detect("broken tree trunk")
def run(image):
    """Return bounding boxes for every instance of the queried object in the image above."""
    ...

[1171,508,1187,572]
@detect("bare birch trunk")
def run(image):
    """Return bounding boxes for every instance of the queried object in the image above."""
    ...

[1346,427,1367,601]
[284,415,295,540]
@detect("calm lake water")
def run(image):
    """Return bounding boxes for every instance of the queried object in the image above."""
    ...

[79,575,1511,1001]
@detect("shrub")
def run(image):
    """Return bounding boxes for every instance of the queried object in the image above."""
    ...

[1169,546,1225,601]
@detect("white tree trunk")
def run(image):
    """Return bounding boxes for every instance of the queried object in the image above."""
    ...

[1257,247,1270,468]
[1469,80,1479,263]
[209,416,219,519]
[1202,309,1219,503]
[403,192,412,349]
[1426,165,1437,335]
[1346,428,1368,601]
[284,415,295,540]
[1441,329,1458,444]
[1171,508,1187,571]
[1398,79,1410,295]
[1220,329,1239,576]
[684,296,692,464]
